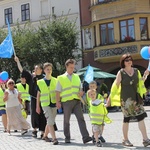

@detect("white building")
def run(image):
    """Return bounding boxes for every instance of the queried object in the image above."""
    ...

[0,0,82,70]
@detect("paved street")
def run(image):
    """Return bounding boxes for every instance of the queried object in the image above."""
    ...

[0,106,150,150]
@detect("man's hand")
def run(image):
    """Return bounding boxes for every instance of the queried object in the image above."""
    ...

[78,91,84,97]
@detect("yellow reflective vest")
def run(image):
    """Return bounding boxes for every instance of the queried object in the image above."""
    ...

[110,69,147,106]
[89,100,112,125]
[16,83,30,102]
[57,73,80,102]
[37,77,57,107]
[0,88,5,110]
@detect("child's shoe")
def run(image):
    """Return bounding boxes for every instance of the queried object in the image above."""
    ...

[99,136,106,143]
[96,141,102,147]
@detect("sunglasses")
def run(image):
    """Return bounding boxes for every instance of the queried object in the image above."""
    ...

[124,59,132,62]
[8,82,14,85]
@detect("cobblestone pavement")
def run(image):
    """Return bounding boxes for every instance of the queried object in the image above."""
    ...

[0,106,150,150]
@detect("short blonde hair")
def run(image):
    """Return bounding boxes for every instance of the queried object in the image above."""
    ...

[88,89,96,97]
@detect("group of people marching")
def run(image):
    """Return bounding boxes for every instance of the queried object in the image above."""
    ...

[0,53,150,148]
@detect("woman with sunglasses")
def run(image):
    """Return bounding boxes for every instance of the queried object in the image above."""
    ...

[107,53,150,147]
[3,79,30,135]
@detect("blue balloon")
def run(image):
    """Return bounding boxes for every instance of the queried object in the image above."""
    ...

[0,71,9,81]
[140,46,150,60]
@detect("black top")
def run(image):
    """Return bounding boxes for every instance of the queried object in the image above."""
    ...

[21,70,44,98]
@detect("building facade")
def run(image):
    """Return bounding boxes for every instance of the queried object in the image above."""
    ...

[80,0,150,87]
[0,0,82,70]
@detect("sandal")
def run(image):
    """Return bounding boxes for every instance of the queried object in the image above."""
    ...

[42,136,52,142]
[96,141,102,147]
[122,139,133,147]
[21,129,28,135]
[143,139,150,147]
[52,139,59,145]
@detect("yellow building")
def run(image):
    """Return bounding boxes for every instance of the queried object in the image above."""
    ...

[81,0,150,87]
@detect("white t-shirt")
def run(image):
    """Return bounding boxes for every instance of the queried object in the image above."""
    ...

[5,88,20,108]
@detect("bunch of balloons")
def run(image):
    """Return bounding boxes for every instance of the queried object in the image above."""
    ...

[0,71,9,83]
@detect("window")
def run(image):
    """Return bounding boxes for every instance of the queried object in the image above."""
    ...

[140,18,148,40]
[4,8,13,24]
[120,19,135,42]
[21,3,30,21]
[41,0,48,16]
[52,7,55,14]
[100,23,114,45]
[93,26,96,47]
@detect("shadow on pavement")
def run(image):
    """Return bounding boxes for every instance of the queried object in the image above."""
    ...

[103,142,149,149]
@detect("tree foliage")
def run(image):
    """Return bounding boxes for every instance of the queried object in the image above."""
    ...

[0,17,81,81]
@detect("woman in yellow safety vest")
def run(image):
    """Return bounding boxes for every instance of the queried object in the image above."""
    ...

[106,53,150,147]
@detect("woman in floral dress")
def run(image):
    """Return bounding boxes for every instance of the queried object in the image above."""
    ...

[108,53,150,147]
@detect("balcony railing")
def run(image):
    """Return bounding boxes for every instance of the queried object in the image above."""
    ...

[93,40,150,62]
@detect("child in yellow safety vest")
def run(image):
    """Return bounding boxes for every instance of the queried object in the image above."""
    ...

[88,89,112,147]
[16,76,30,118]
[86,81,106,143]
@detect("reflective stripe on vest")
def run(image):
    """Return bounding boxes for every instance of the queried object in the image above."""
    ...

[58,74,80,102]
[89,102,112,124]
[16,83,30,101]
[37,77,57,107]
[0,88,5,106]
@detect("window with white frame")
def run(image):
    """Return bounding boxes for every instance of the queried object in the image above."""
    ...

[21,3,30,21]
[4,7,13,24]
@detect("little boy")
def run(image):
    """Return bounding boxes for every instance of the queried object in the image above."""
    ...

[88,89,112,147]
[86,81,105,142]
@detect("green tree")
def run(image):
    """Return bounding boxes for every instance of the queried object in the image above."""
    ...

[99,83,108,95]
[0,16,81,81]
